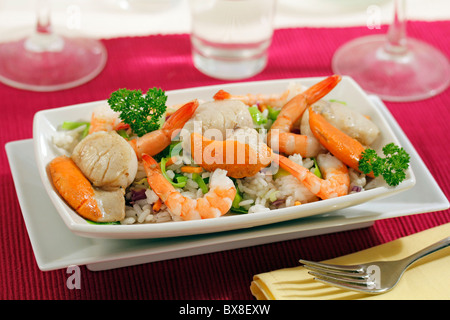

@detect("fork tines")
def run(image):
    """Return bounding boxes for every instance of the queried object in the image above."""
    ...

[299,259,378,293]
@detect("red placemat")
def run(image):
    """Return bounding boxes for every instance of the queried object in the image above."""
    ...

[0,20,449,300]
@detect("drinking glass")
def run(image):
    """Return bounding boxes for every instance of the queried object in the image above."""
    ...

[332,0,450,102]
[0,0,107,92]
[189,0,277,80]
[115,0,180,11]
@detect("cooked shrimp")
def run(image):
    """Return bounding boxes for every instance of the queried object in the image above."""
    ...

[181,99,271,178]
[142,154,236,220]
[190,129,273,179]
[213,82,308,108]
[267,75,342,157]
[49,156,125,222]
[71,131,138,191]
[275,153,350,200]
[88,103,127,134]
[308,106,375,178]
[130,100,199,158]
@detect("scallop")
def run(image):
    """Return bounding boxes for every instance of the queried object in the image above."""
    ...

[93,187,126,222]
[311,100,380,146]
[182,99,253,140]
[71,131,138,190]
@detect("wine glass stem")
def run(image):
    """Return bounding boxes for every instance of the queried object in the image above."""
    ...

[36,0,52,34]
[25,0,64,53]
[385,0,407,55]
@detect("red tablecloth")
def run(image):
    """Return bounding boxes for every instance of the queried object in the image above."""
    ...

[1,20,449,300]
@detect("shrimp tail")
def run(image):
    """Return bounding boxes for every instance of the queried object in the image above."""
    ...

[268,75,342,156]
[308,106,375,178]
[275,154,350,200]
[213,90,232,100]
[302,74,342,105]
[134,100,199,158]
[141,153,159,167]
[278,74,342,127]
[141,153,172,203]
[162,99,199,134]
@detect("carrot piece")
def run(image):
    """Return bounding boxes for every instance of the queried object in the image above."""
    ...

[115,122,130,131]
[164,156,178,167]
[294,201,302,206]
[153,198,162,212]
[213,89,232,100]
[180,166,203,174]
[258,104,267,112]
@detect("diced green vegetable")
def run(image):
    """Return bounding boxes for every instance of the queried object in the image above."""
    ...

[169,141,183,158]
[61,121,90,139]
[266,105,281,121]
[157,111,166,128]
[192,173,208,194]
[230,206,249,214]
[117,129,130,139]
[86,220,120,225]
[174,174,188,186]
[230,183,248,214]
[61,121,89,130]
[248,105,267,125]
[160,157,187,188]
[329,99,347,105]
[273,167,290,179]
[268,190,279,202]
[312,157,323,178]
[232,190,242,209]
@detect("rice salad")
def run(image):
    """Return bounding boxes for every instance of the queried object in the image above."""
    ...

[49,76,409,226]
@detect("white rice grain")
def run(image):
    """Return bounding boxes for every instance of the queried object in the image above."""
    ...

[248,204,270,214]
[186,179,198,189]
[145,189,159,204]
[238,199,254,206]
[121,217,136,225]
[137,207,151,223]
[132,203,143,214]
[166,170,175,180]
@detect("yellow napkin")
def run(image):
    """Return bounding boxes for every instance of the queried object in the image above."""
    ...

[251,223,450,300]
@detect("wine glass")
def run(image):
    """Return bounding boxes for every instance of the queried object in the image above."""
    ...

[0,0,107,92]
[332,0,450,102]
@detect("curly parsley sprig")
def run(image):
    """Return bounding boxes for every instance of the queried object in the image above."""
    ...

[358,143,410,187]
[107,88,167,137]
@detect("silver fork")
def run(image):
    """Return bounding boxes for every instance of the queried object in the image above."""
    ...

[299,236,450,294]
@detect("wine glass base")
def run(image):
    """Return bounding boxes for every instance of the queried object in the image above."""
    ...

[332,35,450,102]
[0,36,107,92]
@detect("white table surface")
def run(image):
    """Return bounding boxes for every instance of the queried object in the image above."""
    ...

[0,0,449,40]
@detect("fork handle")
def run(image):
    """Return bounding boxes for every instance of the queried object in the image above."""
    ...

[400,236,450,269]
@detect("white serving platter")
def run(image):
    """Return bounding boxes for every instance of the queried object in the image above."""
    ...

[32,76,416,239]
[6,96,448,271]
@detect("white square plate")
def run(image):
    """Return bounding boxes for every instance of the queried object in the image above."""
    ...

[7,96,447,271]
[33,76,416,239]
